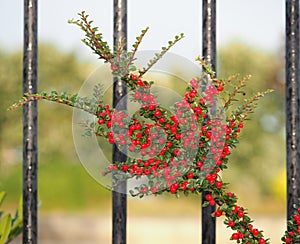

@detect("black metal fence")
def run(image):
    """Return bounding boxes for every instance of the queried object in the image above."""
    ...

[22,0,299,243]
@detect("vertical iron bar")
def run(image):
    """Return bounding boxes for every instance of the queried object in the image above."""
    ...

[202,0,217,70]
[23,0,38,243]
[202,0,216,244]
[112,0,127,244]
[286,0,300,228]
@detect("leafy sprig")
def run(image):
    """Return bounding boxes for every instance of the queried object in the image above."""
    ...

[8,91,103,116]
[138,33,185,78]
[68,11,114,62]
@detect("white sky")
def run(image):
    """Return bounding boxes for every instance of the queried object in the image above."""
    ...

[0,1,285,61]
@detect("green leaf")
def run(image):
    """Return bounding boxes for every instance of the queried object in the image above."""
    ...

[12,196,22,226]
[4,196,22,243]
[202,201,209,208]
[0,214,12,244]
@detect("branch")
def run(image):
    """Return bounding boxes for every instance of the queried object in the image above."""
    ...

[138,33,185,78]
[68,11,114,62]
[8,91,100,117]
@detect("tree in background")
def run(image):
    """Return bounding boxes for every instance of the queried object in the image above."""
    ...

[0,45,112,211]
[219,42,285,213]
[0,45,92,165]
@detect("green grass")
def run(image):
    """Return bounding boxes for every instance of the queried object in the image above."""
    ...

[0,160,111,212]
[0,158,285,215]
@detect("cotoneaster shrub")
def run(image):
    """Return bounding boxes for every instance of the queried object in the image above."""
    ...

[9,12,299,244]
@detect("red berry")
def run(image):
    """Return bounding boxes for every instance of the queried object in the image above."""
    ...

[154,110,162,117]
[130,73,137,80]
[158,138,165,144]
[294,214,300,221]
[119,140,126,146]
[121,165,129,172]
[197,161,203,170]
[107,164,114,171]
[181,182,188,191]
[187,172,194,179]
[190,79,198,88]
[216,160,222,166]
[215,181,222,188]
[206,131,212,139]
[175,133,182,140]
[228,220,235,227]
[170,184,178,194]
[238,211,244,218]
[205,194,213,201]
[238,232,245,239]
[135,123,142,130]
[141,94,149,102]
[136,133,143,139]
[137,79,144,86]
[149,105,156,110]
[106,121,112,128]
[151,187,158,194]
[173,149,180,156]
[108,137,115,144]
[258,238,266,244]
[285,237,291,243]
[158,117,165,124]
[215,209,222,217]
[133,92,141,100]
[166,141,172,147]
[209,200,216,206]
[141,143,148,149]
[231,233,239,240]
[217,85,224,91]
[98,119,105,124]
[252,229,259,236]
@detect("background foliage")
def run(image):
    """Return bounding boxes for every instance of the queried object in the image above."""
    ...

[0,42,285,214]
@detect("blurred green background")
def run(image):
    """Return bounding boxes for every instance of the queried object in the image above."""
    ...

[0,41,285,216]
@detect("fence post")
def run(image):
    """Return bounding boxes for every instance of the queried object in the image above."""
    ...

[23,0,38,243]
[112,0,127,244]
[286,0,300,228]
[202,0,216,243]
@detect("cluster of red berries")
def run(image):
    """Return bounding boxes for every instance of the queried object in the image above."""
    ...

[282,207,300,243]
[203,191,267,244]
[100,73,242,196]
[100,72,249,195]
[227,208,266,244]
[93,70,279,243]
